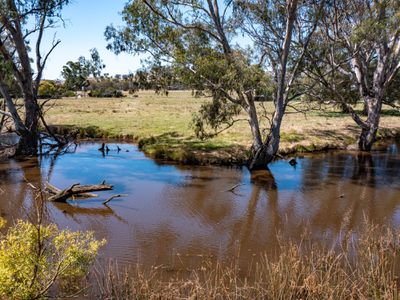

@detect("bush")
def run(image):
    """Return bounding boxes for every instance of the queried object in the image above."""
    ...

[37,80,62,99]
[63,90,76,97]
[0,217,105,299]
[88,88,124,98]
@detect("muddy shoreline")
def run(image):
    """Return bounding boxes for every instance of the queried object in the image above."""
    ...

[1,128,399,165]
[65,131,400,166]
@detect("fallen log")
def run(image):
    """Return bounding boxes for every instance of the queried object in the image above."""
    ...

[45,182,98,199]
[47,182,114,202]
[45,182,62,194]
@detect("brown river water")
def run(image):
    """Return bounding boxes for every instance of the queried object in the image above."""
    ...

[0,141,399,270]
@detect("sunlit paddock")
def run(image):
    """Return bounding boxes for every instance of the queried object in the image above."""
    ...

[43,90,400,164]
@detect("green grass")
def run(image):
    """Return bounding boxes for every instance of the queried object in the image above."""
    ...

[44,90,400,164]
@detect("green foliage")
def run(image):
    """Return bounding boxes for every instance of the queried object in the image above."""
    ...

[61,60,90,92]
[104,0,308,144]
[89,88,123,98]
[305,0,400,107]
[2,0,71,17]
[63,90,76,97]
[386,72,400,105]
[0,217,105,300]
[192,97,241,139]
[38,80,62,99]
[105,0,262,137]
[88,48,105,79]
[61,48,105,91]
[0,56,22,98]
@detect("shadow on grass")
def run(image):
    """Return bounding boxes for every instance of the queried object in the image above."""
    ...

[46,124,134,140]
[316,108,400,118]
[138,131,247,165]
[138,131,230,151]
[309,125,358,142]
[381,109,400,116]
[281,131,305,143]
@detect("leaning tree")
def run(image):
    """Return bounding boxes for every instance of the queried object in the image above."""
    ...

[305,0,400,151]
[105,0,323,170]
[0,0,70,155]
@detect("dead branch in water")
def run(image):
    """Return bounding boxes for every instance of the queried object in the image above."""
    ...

[46,182,113,202]
[225,183,245,194]
[102,194,128,205]
[45,182,99,199]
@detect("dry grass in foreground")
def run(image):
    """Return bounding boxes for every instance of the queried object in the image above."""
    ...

[92,223,400,300]
[44,91,400,164]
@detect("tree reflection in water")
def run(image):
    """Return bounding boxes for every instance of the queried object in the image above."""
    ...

[0,142,399,269]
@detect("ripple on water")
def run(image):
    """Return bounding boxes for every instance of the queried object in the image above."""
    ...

[0,141,399,267]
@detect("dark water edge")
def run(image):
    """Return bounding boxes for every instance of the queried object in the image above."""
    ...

[0,140,399,270]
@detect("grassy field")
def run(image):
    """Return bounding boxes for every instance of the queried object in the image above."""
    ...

[45,90,400,164]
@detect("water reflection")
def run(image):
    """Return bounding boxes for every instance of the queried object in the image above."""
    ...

[0,141,399,268]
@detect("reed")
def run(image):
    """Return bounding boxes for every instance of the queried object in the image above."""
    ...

[91,222,400,299]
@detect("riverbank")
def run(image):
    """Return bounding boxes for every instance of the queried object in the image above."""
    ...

[44,90,400,165]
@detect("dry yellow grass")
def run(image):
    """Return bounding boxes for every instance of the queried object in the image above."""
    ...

[44,90,400,163]
[93,222,400,299]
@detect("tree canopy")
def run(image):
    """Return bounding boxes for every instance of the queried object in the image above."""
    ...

[0,0,70,154]
[106,0,323,169]
[304,0,400,150]
[61,48,105,91]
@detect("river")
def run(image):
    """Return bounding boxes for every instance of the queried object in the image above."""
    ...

[0,141,399,270]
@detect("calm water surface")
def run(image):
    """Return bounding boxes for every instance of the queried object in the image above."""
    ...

[0,142,399,268]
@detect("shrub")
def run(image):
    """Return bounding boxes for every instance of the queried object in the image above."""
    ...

[88,88,123,98]
[0,217,105,299]
[37,80,62,99]
[63,90,76,97]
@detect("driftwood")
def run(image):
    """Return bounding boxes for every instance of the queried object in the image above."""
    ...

[46,182,99,199]
[102,194,128,205]
[46,182,113,202]
[225,183,244,193]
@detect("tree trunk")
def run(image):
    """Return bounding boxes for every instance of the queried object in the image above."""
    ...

[248,130,279,170]
[16,131,39,155]
[248,107,284,170]
[246,0,297,171]
[358,125,378,151]
[338,102,349,113]
[362,102,368,116]
[16,94,40,156]
[358,96,382,151]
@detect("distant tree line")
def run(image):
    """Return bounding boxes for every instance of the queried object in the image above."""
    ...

[58,50,191,98]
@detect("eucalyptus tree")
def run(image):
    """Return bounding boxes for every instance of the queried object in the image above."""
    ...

[0,0,69,155]
[62,48,106,91]
[88,48,106,80]
[61,59,91,92]
[305,0,400,151]
[105,0,323,170]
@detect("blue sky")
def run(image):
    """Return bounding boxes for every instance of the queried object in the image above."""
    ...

[39,0,141,79]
